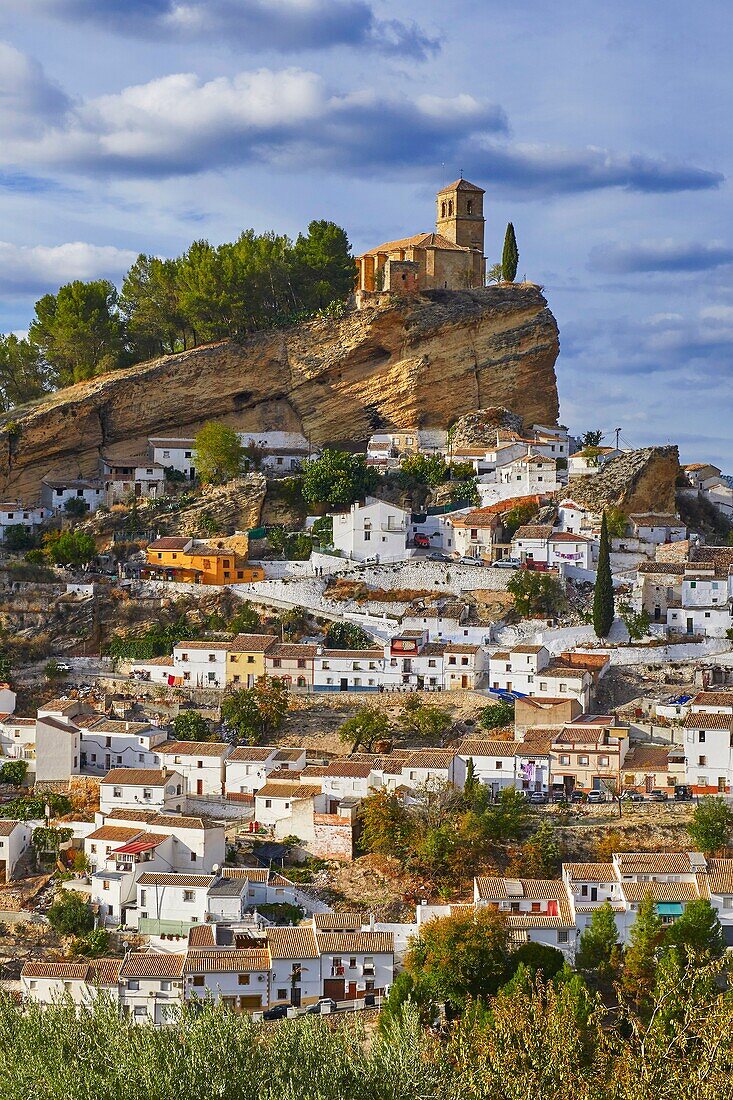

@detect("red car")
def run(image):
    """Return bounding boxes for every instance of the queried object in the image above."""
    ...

[414,533,430,548]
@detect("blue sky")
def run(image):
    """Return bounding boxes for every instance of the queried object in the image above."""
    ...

[1,1,732,467]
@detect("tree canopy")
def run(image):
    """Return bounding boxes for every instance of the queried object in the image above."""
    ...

[301,449,378,508]
[687,796,733,854]
[194,422,245,484]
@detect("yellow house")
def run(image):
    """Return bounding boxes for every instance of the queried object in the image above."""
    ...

[226,634,278,688]
[144,537,265,585]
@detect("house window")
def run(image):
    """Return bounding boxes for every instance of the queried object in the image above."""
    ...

[272,658,282,668]
[128,980,140,991]
[699,756,707,766]
[578,756,589,766]
[277,989,287,1000]
[558,930,569,944]
[265,799,272,808]
[183,890,196,902]
[699,731,706,743]
[113,787,122,798]
[192,976,205,987]
[238,974,250,985]
[139,890,147,906]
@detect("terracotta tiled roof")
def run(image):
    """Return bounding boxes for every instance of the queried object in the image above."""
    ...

[457,739,520,757]
[0,820,23,836]
[22,961,90,980]
[136,873,215,887]
[156,740,229,757]
[706,859,733,895]
[682,712,733,730]
[514,525,553,540]
[229,633,278,652]
[313,912,369,929]
[691,691,733,708]
[403,750,455,770]
[266,927,319,959]
[621,881,699,903]
[188,925,216,947]
[85,825,142,842]
[103,810,212,829]
[273,749,305,762]
[267,644,317,659]
[361,231,470,257]
[437,178,485,194]
[184,949,270,973]
[102,768,177,786]
[323,761,374,779]
[256,782,321,799]
[174,640,232,651]
[444,643,480,654]
[228,746,275,762]
[120,953,186,979]
[315,932,394,953]
[563,863,616,882]
[91,958,123,985]
[622,745,670,770]
[147,537,190,550]
[512,644,546,655]
[615,852,698,875]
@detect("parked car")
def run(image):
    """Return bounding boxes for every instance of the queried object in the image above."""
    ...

[570,790,586,803]
[674,785,694,801]
[428,551,447,561]
[414,533,431,548]
[54,662,72,674]
[586,791,606,804]
[305,998,337,1015]
[527,791,548,804]
[493,557,521,569]
[621,791,645,802]
[648,788,669,801]
[262,1004,290,1021]
[551,790,570,803]
[458,556,484,567]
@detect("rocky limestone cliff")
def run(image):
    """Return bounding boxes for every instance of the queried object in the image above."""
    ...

[567,447,681,515]
[0,284,560,500]
[450,406,526,448]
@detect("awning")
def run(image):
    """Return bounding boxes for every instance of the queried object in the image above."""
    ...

[657,902,684,916]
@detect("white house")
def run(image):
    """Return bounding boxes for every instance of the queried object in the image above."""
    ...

[34,715,81,782]
[266,925,322,1009]
[254,781,325,830]
[0,501,47,543]
[99,809,226,872]
[448,507,502,562]
[172,641,230,689]
[498,453,559,495]
[79,717,168,773]
[21,959,121,1008]
[665,564,733,638]
[99,768,186,815]
[568,447,620,477]
[0,819,32,881]
[148,437,196,480]
[511,525,593,571]
[681,711,733,794]
[557,499,597,538]
[472,877,576,958]
[443,643,487,689]
[154,740,230,798]
[40,478,105,514]
[320,761,379,808]
[382,632,446,691]
[224,746,303,797]
[456,739,518,796]
[118,952,186,1025]
[628,513,686,545]
[134,871,215,929]
[239,431,317,475]
[331,499,408,563]
[0,716,36,769]
[399,750,465,797]
[100,455,166,504]
[313,647,385,693]
[184,945,271,1011]
[488,645,592,709]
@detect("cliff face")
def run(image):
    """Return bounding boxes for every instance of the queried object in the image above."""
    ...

[0,283,560,500]
[568,447,681,515]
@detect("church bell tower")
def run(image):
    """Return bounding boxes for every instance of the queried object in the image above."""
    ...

[436,179,486,254]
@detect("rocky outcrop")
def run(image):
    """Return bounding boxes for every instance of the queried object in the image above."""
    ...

[450,406,525,448]
[567,447,681,515]
[0,284,560,500]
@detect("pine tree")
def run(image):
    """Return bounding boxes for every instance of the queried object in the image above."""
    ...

[593,511,614,638]
[621,892,664,1015]
[576,900,619,977]
[501,223,519,283]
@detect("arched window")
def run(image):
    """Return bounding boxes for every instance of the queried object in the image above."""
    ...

[441,202,446,218]
[448,200,453,216]
[297,676,306,688]
[466,199,473,214]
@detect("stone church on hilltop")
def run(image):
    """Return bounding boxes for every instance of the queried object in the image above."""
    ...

[355,179,486,299]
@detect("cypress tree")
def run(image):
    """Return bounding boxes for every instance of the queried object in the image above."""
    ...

[593,511,614,638]
[501,222,519,282]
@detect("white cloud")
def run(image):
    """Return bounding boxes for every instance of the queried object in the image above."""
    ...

[0,42,69,137]
[0,241,138,295]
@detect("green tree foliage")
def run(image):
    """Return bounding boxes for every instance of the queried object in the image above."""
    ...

[220,675,289,745]
[339,706,391,752]
[508,942,565,981]
[501,222,519,283]
[399,695,452,738]
[46,890,94,935]
[593,512,614,638]
[479,699,515,731]
[507,571,566,617]
[576,900,620,977]
[0,792,70,820]
[29,280,126,385]
[0,333,51,411]
[310,515,334,548]
[172,711,211,742]
[688,795,733,854]
[227,602,261,635]
[63,496,89,520]
[664,898,725,959]
[324,621,374,649]
[406,908,511,1014]
[194,422,245,484]
[507,820,561,878]
[44,529,96,568]
[617,601,651,641]
[604,506,628,539]
[0,760,28,787]
[119,254,185,358]
[399,453,450,487]
[291,220,355,310]
[359,789,414,860]
[2,524,37,552]
[68,928,112,958]
[301,449,378,508]
[0,651,12,683]
[621,892,664,1015]
[105,613,200,660]
[486,261,503,284]
[502,501,538,538]
[581,429,604,447]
